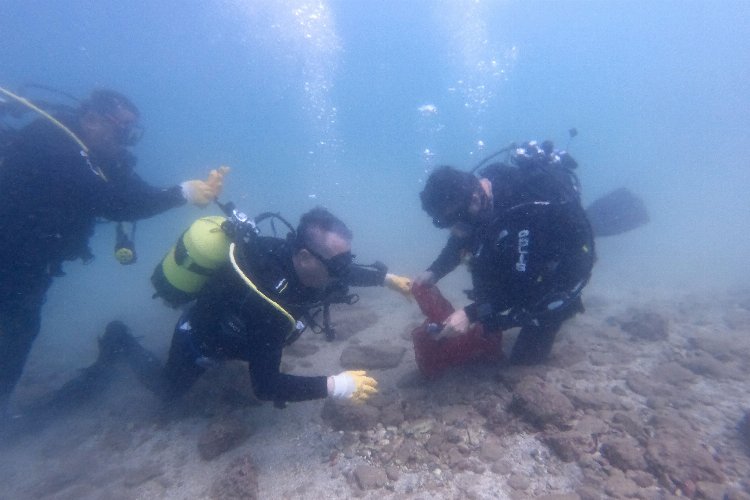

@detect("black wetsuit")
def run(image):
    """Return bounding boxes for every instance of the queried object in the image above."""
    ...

[153,237,386,404]
[428,163,595,364]
[0,115,185,405]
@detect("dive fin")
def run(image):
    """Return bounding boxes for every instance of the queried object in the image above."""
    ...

[586,187,649,237]
[1,362,115,441]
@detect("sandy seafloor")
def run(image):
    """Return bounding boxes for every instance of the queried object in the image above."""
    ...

[1,271,749,500]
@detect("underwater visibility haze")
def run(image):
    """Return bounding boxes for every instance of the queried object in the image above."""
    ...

[1,0,749,498]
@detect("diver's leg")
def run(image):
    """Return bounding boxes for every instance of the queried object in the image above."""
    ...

[509,297,584,365]
[98,320,171,397]
[509,321,562,365]
[0,296,43,415]
[27,321,152,416]
[99,318,206,401]
[161,319,207,401]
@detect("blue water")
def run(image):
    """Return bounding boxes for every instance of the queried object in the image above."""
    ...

[2,1,749,374]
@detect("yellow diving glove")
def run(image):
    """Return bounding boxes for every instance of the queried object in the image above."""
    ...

[384,273,412,299]
[180,165,230,207]
[329,370,378,403]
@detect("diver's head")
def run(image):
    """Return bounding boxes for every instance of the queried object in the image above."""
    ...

[78,89,143,154]
[292,207,354,289]
[420,166,492,235]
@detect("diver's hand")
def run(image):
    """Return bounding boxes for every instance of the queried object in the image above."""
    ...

[384,273,412,299]
[413,270,437,287]
[328,370,378,402]
[181,166,230,207]
[437,309,471,339]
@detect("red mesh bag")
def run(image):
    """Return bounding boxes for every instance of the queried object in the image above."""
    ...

[411,283,503,378]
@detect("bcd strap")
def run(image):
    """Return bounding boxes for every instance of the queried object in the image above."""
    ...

[173,233,215,277]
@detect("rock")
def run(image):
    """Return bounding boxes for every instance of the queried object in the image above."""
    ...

[576,486,602,500]
[727,488,750,500]
[645,430,724,488]
[197,416,251,461]
[611,412,649,444]
[284,342,319,358]
[440,404,477,425]
[401,417,434,437]
[650,362,696,387]
[602,469,640,499]
[209,454,259,499]
[619,309,668,341]
[680,353,740,380]
[492,461,513,475]
[425,431,445,456]
[328,303,378,339]
[353,465,388,490]
[445,427,464,444]
[688,336,741,362]
[379,403,405,427]
[565,387,629,411]
[402,400,428,421]
[184,361,259,415]
[573,415,610,436]
[321,399,380,431]
[473,393,513,425]
[507,473,530,491]
[385,466,400,481]
[600,436,648,472]
[394,437,427,467]
[446,446,464,468]
[587,351,621,367]
[648,413,692,435]
[479,441,505,463]
[340,344,406,370]
[510,376,575,429]
[626,470,655,488]
[611,385,628,396]
[543,431,595,462]
[696,481,729,499]
[625,372,674,399]
[551,345,589,369]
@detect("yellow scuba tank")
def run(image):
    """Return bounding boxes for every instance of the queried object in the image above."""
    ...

[151,216,231,306]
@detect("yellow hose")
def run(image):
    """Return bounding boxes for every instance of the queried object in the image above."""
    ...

[229,242,297,334]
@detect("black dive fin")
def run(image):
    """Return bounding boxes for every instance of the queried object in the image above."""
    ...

[585,187,649,237]
[1,362,115,441]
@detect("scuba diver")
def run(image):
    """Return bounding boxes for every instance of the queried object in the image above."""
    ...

[0,85,229,418]
[87,206,410,407]
[416,139,640,365]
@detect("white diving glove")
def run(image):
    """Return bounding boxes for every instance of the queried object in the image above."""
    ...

[181,165,230,207]
[329,370,378,402]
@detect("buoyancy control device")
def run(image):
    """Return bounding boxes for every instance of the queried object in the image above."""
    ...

[151,215,233,306]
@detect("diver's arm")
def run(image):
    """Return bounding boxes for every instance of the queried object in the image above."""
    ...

[426,235,466,282]
[464,301,505,330]
[347,262,388,287]
[99,170,186,221]
[245,334,328,402]
[348,262,413,299]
